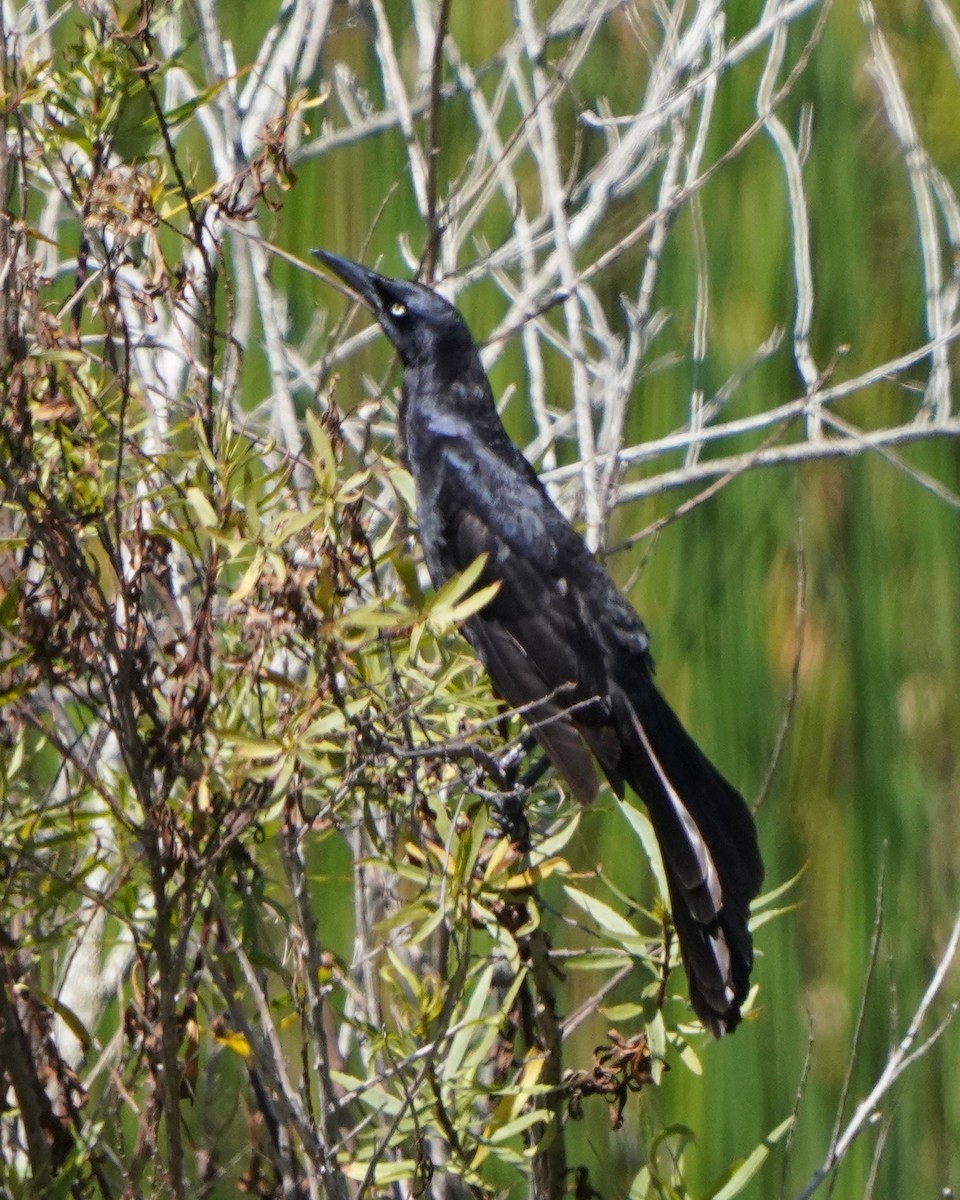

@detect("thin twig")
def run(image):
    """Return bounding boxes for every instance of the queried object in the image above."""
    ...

[422,0,453,278]
[754,509,806,813]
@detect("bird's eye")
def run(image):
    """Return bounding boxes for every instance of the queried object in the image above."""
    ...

[389,301,407,318]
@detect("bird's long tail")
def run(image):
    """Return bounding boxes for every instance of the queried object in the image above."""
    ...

[613,675,764,1035]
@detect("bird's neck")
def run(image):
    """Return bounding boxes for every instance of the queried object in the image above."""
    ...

[401,359,502,448]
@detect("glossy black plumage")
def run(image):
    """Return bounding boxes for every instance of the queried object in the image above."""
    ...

[315,251,764,1035]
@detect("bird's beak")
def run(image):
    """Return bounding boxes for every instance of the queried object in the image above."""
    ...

[312,249,385,315]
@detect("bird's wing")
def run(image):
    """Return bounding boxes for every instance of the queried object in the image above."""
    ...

[433,439,603,687]
[429,437,610,802]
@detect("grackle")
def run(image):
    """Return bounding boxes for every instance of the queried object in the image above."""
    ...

[315,251,764,1036]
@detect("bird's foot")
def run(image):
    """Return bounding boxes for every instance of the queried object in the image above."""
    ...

[496,732,538,788]
[492,791,531,851]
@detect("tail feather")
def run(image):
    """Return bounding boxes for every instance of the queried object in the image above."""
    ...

[612,676,763,1035]
[667,875,745,1036]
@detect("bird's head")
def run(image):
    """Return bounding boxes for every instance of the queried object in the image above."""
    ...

[314,250,475,369]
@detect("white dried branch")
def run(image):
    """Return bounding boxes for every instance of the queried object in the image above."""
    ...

[53,736,134,1069]
[816,408,960,508]
[483,0,821,384]
[368,0,431,217]
[239,0,332,156]
[516,0,601,545]
[927,0,960,76]
[298,78,458,159]
[246,235,309,468]
[444,36,559,467]
[622,111,685,479]
[192,0,242,161]
[862,0,952,420]
[682,11,724,468]
[795,901,960,1200]
[206,888,339,1199]
[568,0,819,245]
[615,417,960,506]
[758,0,821,435]
[444,43,522,251]
[192,1,322,461]
[540,317,960,489]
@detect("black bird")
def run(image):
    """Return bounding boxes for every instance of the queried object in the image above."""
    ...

[315,251,764,1036]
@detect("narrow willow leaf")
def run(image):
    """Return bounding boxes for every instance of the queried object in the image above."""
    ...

[305,408,337,484]
[442,580,501,625]
[342,1159,416,1184]
[486,1107,553,1144]
[530,811,581,863]
[220,734,281,761]
[506,856,572,889]
[461,968,528,1076]
[750,865,805,911]
[600,1002,646,1022]
[564,884,648,950]
[228,549,265,604]
[706,1114,794,1200]
[441,963,496,1083]
[619,801,669,901]
[628,1165,652,1199]
[329,1072,403,1116]
[750,902,799,932]
[562,949,633,971]
[647,1009,667,1085]
[482,836,515,883]
[431,553,488,604]
[186,485,218,530]
[273,505,327,541]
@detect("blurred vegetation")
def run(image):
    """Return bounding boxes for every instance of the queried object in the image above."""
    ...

[1,0,959,1198]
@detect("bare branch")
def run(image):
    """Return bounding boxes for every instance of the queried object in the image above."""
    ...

[795,901,960,1200]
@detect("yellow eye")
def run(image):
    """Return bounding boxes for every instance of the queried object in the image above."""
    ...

[389,301,407,317]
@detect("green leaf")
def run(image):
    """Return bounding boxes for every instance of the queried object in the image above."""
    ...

[460,968,528,1076]
[227,548,265,604]
[619,800,668,901]
[750,901,799,932]
[426,555,491,627]
[442,580,501,624]
[159,75,233,130]
[672,1034,703,1076]
[186,485,218,530]
[406,905,446,946]
[530,811,580,864]
[705,1114,794,1200]
[389,465,417,510]
[342,1159,417,1184]
[628,1165,652,1199]
[219,733,282,761]
[561,948,633,971]
[330,1072,403,1116]
[563,885,648,951]
[751,864,805,911]
[647,1010,667,1085]
[273,505,327,541]
[441,963,496,1083]
[345,602,411,632]
[600,1002,646,1022]
[485,1107,553,1144]
[306,409,337,485]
